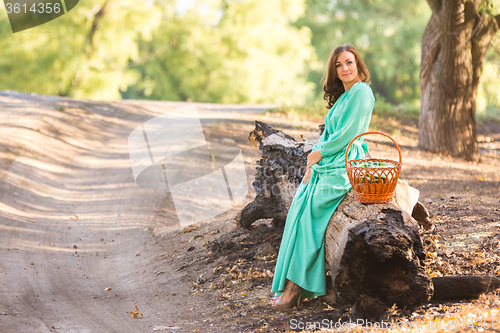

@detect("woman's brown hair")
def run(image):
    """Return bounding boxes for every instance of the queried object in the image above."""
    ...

[322,44,370,109]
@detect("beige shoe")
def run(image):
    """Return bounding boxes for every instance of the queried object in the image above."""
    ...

[270,282,302,310]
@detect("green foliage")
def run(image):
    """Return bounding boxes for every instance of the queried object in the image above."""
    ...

[0,0,162,100]
[477,105,500,124]
[276,93,420,125]
[477,0,495,14]
[296,0,431,105]
[477,50,500,125]
[0,0,499,117]
[372,94,420,120]
[124,0,316,105]
[273,98,328,121]
[0,0,315,103]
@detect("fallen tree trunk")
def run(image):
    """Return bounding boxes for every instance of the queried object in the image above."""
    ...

[238,121,499,320]
[431,276,500,301]
[237,121,321,228]
[237,121,431,230]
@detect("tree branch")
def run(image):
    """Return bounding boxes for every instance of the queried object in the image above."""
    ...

[495,14,500,30]
[86,0,113,56]
[425,0,442,15]
[60,0,113,96]
[464,0,480,23]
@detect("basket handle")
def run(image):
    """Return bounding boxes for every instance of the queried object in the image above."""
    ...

[344,131,402,165]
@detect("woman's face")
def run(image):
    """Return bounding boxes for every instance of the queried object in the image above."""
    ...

[335,51,359,84]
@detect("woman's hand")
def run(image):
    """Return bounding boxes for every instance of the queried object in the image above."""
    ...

[302,167,311,184]
[302,150,323,184]
[307,149,323,168]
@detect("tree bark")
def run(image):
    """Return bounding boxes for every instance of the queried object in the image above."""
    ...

[431,276,500,300]
[236,121,321,228]
[323,191,433,320]
[419,0,500,161]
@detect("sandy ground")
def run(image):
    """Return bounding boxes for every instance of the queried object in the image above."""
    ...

[1,91,500,333]
[0,91,280,333]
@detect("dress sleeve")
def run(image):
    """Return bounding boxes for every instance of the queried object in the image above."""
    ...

[317,84,374,158]
[311,131,325,152]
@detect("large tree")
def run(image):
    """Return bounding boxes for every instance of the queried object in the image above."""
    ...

[419,0,500,161]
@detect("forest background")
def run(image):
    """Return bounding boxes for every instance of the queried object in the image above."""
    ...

[0,0,499,123]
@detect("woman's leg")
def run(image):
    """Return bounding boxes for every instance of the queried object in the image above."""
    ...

[271,170,351,300]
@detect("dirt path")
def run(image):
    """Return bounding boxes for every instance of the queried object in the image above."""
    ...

[0,92,279,333]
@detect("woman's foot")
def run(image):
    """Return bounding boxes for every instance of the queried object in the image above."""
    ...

[271,280,303,310]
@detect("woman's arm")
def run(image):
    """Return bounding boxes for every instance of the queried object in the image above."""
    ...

[302,149,322,184]
[316,84,375,158]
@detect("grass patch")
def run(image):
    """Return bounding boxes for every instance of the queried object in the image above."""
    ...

[267,99,328,122]
[272,95,500,137]
[372,94,420,121]
[274,95,420,130]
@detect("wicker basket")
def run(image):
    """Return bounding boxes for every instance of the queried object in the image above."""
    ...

[345,131,402,203]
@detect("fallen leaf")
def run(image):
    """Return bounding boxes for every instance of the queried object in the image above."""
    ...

[255,253,277,261]
[429,270,443,278]
[104,288,112,291]
[135,252,140,257]
[182,225,198,233]
[70,215,79,220]
[193,329,200,332]
[130,305,143,319]
[322,302,335,311]
[264,269,274,278]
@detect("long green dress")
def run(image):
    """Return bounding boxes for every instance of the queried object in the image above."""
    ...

[271,81,375,299]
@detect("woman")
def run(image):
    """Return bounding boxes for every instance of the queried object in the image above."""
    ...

[270,44,375,310]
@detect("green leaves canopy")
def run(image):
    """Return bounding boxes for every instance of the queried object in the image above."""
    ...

[298,0,431,104]
[0,0,160,100]
[0,0,498,110]
[125,0,315,104]
[0,0,315,104]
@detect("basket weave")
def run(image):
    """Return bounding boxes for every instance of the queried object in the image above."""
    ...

[345,131,402,203]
